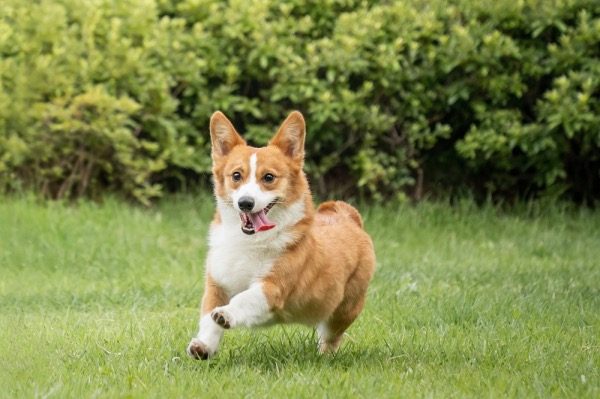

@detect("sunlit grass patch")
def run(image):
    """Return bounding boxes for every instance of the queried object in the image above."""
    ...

[1,196,598,397]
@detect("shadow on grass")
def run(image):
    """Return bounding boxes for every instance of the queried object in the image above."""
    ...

[182,328,395,373]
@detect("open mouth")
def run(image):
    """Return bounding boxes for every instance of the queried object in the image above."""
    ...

[239,200,277,235]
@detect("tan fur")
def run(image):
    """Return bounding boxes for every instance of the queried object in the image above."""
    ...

[192,111,375,357]
[261,201,375,352]
[201,274,229,315]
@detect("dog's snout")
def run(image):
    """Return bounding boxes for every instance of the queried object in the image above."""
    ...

[238,196,255,212]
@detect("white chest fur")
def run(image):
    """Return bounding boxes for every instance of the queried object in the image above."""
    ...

[207,238,278,297]
[205,223,286,297]
[206,199,305,297]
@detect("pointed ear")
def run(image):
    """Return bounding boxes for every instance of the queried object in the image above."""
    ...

[210,111,245,159]
[269,111,306,161]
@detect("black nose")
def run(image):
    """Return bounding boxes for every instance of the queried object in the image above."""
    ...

[238,196,255,212]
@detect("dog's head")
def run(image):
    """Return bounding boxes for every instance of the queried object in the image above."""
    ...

[210,111,309,235]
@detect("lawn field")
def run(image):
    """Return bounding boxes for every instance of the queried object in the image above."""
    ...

[0,195,598,398]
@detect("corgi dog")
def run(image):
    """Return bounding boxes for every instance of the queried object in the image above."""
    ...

[187,111,375,359]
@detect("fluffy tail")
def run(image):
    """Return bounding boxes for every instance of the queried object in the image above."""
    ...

[316,201,363,228]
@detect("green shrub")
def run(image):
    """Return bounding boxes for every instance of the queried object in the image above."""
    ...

[0,0,599,203]
[0,0,206,203]
[453,1,600,203]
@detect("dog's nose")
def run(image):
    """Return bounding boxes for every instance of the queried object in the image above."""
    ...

[238,196,255,212]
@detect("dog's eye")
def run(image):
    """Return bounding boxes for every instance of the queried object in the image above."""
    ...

[263,173,275,183]
[232,172,242,182]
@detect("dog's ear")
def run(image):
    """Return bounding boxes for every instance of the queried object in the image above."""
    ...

[210,111,246,160]
[269,111,306,162]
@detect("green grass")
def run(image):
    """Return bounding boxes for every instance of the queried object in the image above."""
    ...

[0,195,598,398]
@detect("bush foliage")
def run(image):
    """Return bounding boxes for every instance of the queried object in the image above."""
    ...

[0,0,598,203]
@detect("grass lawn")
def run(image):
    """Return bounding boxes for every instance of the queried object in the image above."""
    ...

[0,195,598,398]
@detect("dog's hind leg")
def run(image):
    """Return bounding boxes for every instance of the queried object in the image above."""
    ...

[318,254,375,354]
[317,294,366,354]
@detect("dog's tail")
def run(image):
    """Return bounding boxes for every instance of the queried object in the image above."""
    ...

[316,201,363,229]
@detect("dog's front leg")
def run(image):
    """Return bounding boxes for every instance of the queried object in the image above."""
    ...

[187,275,229,360]
[210,282,279,329]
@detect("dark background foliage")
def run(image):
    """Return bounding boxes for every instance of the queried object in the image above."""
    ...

[0,0,598,204]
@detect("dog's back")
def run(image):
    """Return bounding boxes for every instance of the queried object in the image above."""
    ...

[315,200,364,228]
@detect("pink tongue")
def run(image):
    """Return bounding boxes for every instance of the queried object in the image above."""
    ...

[249,210,276,232]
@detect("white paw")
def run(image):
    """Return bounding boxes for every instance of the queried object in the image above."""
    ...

[186,338,213,360]
[211,307,235,329]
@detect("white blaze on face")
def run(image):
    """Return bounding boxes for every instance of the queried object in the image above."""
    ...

[232,153,275,213]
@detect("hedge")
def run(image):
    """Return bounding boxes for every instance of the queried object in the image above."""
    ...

[0,0,599,204]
